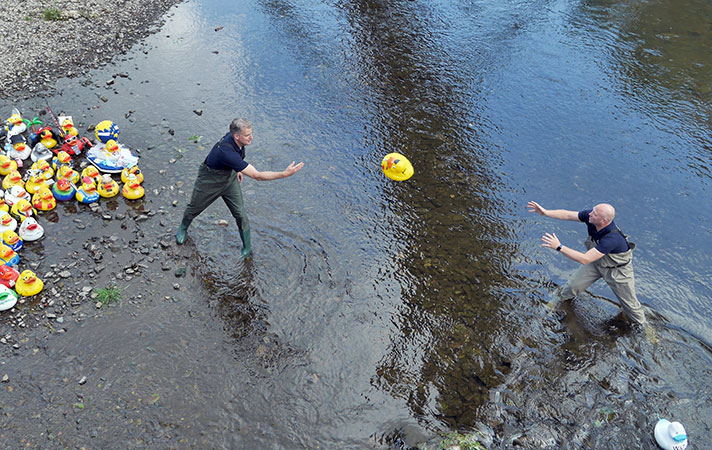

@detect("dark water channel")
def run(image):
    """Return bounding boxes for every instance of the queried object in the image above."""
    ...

[1,0,711,448]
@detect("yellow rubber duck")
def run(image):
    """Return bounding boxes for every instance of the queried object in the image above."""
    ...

[56,165,80,185]
[24,170,50,195]
[121,173,144,200]
[75,177,99,204]
[0,213,17,233]
[32,186,56,211]
[0,193,9,213]
[61,117,78,137]
[381,153,414,181]
[0,155,18,176]
[15,270,43,297]
[5,112,25,133]
[121,165,144,184]
[0,244,19,266]
[2,171,24,190]
[51,151,73,172]
[10,199,36,222]
[39,127,58,149]
[103,139,121,158]
[97,174,120,198]
[2,230,22,252]
[30,160,54,180]
[81,165,101,183]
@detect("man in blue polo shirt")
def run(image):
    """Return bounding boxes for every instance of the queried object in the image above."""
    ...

[176,118,304,258]
[527,201,646,326]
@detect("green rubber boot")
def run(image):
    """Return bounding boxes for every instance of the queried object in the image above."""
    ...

[175,218,191,245]
[239,228,252,259]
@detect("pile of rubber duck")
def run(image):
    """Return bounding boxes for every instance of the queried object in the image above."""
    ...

[0,106,146,310]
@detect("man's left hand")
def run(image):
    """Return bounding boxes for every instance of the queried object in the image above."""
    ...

[541,232,561,250]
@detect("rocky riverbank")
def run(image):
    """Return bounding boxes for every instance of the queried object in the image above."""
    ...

[0,0,182,98]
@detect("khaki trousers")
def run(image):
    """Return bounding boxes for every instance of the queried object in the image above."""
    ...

[559,238,646,325]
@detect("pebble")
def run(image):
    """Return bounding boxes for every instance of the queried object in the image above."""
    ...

[59,271,71,278]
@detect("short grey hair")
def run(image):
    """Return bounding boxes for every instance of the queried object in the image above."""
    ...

[229,118,252,135]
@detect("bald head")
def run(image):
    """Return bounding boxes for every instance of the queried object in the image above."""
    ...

[589,203,616,229]
[596,203,615,222]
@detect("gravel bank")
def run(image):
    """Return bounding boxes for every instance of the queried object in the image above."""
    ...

[0,0,183,98]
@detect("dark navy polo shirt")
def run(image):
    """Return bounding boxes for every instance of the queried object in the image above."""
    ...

[204,132,249,172]
[579,209,629,254]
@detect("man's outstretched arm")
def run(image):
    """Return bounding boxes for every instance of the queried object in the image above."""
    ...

[527,201,580,221]
[241,161,304,181]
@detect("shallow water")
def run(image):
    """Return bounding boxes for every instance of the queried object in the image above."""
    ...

[1,0,711,448]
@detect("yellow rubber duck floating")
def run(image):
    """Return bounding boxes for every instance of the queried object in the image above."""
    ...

[2,170,24,190]
[32,186,57,211]
[97,174,120,198]
[121,165,143,184]
[0,155,18,176]
[122,173,144,200]
[15,270,43,297]
[381,153,414,181]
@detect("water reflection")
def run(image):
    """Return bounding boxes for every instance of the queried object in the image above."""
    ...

[577,0,712,180]
[325,0,524,431]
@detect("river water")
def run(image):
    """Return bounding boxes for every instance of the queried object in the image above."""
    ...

[1,0,711,448]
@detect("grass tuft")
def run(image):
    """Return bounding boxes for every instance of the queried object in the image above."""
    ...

[42,8,62,21]
[94,285,123,304]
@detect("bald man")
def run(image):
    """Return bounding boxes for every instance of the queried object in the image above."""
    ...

[527,201,646,325]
